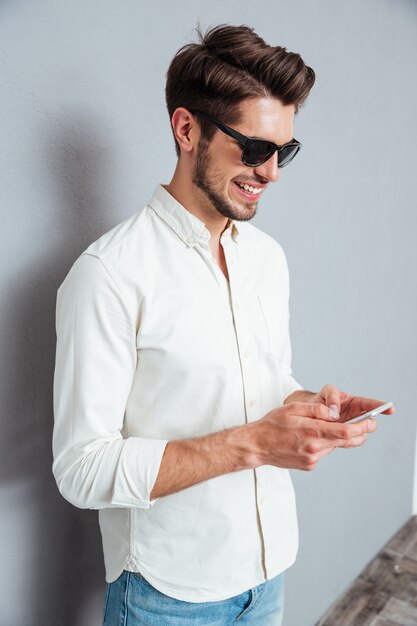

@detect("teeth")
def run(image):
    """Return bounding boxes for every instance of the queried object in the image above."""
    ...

[236,182,263,194]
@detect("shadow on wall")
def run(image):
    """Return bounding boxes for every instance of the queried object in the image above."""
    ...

[2,112,120,625]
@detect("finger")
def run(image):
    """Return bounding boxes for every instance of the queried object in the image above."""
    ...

[322,417,378,443]
[289,401,335,422]
[316,446,336,461]
[365,400,395,414]
[303,431,368,469]
[320,384,341,418]
[338,433,368,449]
[341,397,395,422]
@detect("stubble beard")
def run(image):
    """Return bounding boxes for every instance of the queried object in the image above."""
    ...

[192,139,258,222]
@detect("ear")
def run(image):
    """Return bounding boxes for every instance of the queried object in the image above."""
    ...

[171,107,200,157]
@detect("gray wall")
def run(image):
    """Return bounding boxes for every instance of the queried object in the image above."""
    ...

[1,1,416,625]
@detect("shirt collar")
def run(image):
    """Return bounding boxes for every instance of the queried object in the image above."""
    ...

[148,184,239,247]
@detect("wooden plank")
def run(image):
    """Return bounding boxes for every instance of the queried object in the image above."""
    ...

[359,549,417,605]
[373,597,417,626]
[384,516,417,557]
[398,554,417,577]
[360,551,404,597]
[316,578,388,625]
[316,516,417,625]
[368,615,398,626]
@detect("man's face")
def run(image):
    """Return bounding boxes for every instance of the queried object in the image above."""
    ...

[192,97,295,222]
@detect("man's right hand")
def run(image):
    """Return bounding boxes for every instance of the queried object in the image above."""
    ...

[149,401,377,500]
[249,401,377,471]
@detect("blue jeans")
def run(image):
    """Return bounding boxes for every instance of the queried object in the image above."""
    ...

[102,569,284,625]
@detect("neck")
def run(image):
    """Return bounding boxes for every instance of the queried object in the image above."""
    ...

[164,160,230,246]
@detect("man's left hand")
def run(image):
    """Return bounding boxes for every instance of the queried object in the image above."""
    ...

[307,384,395,422]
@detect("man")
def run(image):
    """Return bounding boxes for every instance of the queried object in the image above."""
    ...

[52,24,394,625]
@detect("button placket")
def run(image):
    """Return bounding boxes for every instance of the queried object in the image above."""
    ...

[257,481,265,505]
[224,246,261,424]
[224,240,268,581]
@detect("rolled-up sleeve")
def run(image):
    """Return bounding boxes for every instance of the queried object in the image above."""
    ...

[52,253,168,510]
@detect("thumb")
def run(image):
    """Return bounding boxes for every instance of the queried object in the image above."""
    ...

[320,384,341,420]
[294,402,336,422]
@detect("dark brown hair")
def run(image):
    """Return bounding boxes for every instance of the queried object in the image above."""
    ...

[165,24,315,156]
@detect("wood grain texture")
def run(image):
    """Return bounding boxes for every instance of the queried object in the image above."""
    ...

[316,516,417,626]
[372,597,417,626]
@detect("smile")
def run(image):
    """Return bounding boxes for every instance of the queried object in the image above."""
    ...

[232,181,264,198]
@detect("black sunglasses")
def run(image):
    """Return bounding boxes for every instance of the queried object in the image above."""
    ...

[190,110,302,168]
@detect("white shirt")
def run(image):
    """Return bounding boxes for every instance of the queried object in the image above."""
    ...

[52,184,303,602]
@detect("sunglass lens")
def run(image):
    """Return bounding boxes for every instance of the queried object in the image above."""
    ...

[243,141,276,167]
[278,144,300,168]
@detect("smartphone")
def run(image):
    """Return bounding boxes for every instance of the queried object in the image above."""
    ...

[347,401,394,423]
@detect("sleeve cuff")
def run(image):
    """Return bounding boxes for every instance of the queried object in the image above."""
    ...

[111,437,169,508]
[282,375,304,403]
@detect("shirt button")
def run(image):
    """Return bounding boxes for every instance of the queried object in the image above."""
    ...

[248,400,257,408]
[243,351,251,359]
[233,301,239,310]
[186,236,196,246]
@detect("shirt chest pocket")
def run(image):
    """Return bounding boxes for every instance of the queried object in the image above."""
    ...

[257,293,289,360]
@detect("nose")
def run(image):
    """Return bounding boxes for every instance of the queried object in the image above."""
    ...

[253,151,280,183]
